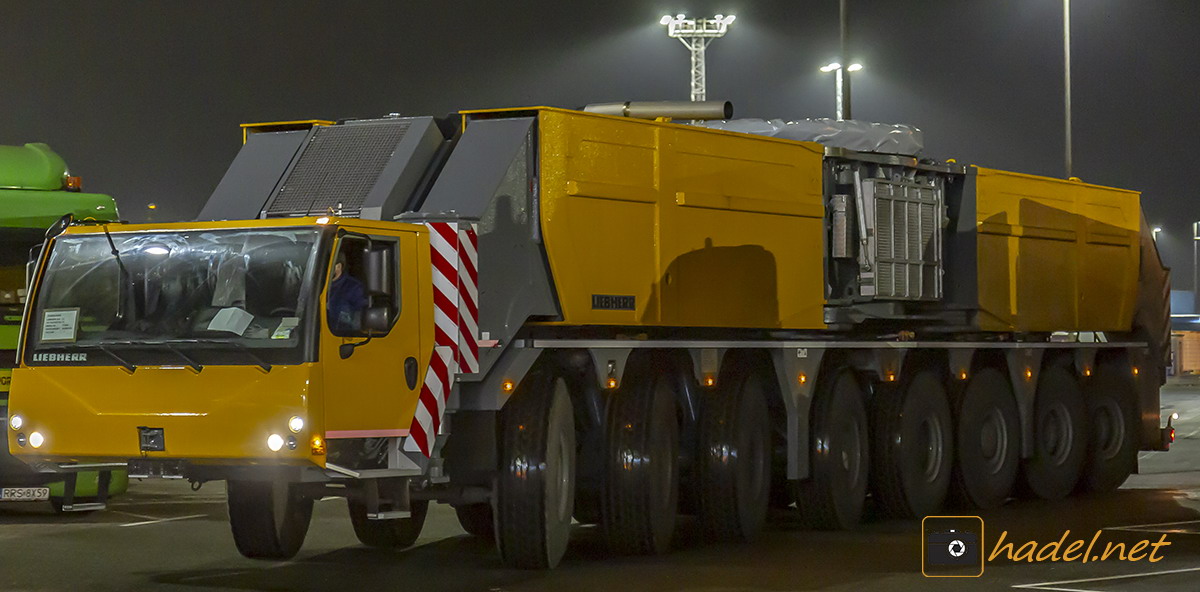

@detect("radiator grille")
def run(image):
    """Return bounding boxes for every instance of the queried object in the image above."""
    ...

[265,120,411,217]
[868,179,942,300]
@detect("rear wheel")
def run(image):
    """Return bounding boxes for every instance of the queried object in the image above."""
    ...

[348,498,428,548]
[871,369,954,518]
[454,503,494,539]
[796,369,870,529]
[495,368,576,569]
[601,359,680,555]
[950,368,1020,509]
[227,480,313,559]
[697,364,772,542]
[1021,365,1088,499]
[1080,362,1139,493]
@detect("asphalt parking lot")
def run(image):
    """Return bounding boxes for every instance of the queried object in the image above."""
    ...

[3,386,1200,592]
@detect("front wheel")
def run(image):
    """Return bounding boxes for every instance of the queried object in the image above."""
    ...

[227,480,313,559]
[348,498,428,548]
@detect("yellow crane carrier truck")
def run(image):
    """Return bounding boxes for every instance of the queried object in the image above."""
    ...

[6,103,1172,568]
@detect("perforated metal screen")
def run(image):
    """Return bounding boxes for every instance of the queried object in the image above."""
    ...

[265,120,411,217]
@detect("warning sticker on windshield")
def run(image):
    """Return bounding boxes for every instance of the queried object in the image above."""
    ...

[272,317,300,340]
[41,308,80,343]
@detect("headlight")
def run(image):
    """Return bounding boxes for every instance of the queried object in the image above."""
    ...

[29,431,44,448]
[9,414,22,431]
[288,416,304,433]
[267,434,284,452]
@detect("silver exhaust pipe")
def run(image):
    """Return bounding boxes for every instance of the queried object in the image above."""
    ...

[583,101,733,121]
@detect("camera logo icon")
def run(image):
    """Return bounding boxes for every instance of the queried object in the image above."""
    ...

[922,516,984,577]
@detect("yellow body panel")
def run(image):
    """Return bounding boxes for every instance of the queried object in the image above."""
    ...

[974,167,1141,332]
[534,109,828,329]
[8,364,320,465]
[9,216,435,466]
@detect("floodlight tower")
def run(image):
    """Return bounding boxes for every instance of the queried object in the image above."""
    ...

[659,13,736,102]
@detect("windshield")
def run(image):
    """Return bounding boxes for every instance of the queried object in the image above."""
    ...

[25,226,325,366]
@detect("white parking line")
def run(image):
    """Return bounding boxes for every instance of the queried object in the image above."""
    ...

[1012,566,1200,591]
[109,509,161,521]
[120,513,206,527]
[1107,519,1200,533]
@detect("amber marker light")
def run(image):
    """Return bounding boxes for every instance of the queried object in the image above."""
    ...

[65,176,82,191]
[311,436,326,455]
[798,373,808,385]
[885,371,896,382]
[1025,368,1033,380]
[959,370,969,380]
[1133,367,1140,376]
[1084,367,1092,377]
[606,377,618,389]
[703,375,716,387]
[501,380,515,393]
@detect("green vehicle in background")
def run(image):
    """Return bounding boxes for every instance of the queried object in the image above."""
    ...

[0,142,128,511]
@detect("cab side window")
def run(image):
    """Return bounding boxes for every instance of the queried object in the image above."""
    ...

[327,237,399,337]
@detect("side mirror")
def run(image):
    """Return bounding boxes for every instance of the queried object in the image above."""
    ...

[45,213,73,239]
[363,305,391,333]
[363,248,393,296]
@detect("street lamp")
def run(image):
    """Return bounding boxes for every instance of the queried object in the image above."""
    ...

[1153,226,1163,241]
[820,62,863,120]
[659,13,736,102]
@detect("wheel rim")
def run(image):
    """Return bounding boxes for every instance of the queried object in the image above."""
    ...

[980,408,1009,475]
[1040,402,1074,465]
[548,378,573,526]
[918,414,945,483]
[1093,398,1125,460]
[839,413,863,489]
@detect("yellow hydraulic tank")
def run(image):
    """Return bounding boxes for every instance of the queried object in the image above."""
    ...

[534,108,828,330]
[973,167,1141,332]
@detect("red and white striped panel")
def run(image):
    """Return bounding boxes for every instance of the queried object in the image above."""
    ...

[409,345,452,457]
[456,225,479,373]
[408,222,479,457]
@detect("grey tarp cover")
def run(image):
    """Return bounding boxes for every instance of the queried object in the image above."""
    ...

[700,118,924,157]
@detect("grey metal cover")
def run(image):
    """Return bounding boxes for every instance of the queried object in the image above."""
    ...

[701,118,924,157]
[199,130,308,221]
[265,120,413,217]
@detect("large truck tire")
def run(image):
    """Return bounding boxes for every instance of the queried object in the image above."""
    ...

[871,370,953,518]
[697,364,772,542]
[601,361,680,555]
[1020,365,1088,499]
[495,367,576,569]
[227,479,313,560]
[796,369,870,529]
[1079,362,1139,493]
[454,503,495,539]
[949,368,1020,509]
[348,498,428,548]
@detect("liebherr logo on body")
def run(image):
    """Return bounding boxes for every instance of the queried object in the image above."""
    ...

[32,353,87,362]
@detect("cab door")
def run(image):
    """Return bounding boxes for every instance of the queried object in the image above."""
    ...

[320,229,424,438]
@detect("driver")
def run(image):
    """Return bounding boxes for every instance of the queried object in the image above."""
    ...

[327,251,368,333]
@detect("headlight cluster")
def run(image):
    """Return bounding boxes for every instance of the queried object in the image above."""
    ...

[8,414,45,449]
[266,415,305,452]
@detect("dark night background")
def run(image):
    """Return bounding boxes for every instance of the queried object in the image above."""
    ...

[3,1,1198,286]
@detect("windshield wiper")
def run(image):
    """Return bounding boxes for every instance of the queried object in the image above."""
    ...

[151,338,272,373]
[159,342,203,373]
[72,343,136,373]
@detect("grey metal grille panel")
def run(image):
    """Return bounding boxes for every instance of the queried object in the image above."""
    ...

[866,179,943,301]
[266,120,412,217]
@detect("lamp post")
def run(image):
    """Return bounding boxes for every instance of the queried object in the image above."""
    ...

[1153,227,1163,241]
[1064,0,1073,178]
[820,62,862,120]
[659,14,736,102]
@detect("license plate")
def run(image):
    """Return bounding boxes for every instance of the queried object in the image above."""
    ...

[0,487,50,502]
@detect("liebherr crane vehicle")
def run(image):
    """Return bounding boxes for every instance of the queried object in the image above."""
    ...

[0,142,128,510]
[8,103,1171,567]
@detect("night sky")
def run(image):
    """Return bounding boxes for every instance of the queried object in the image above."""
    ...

[4,1,1198,286]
